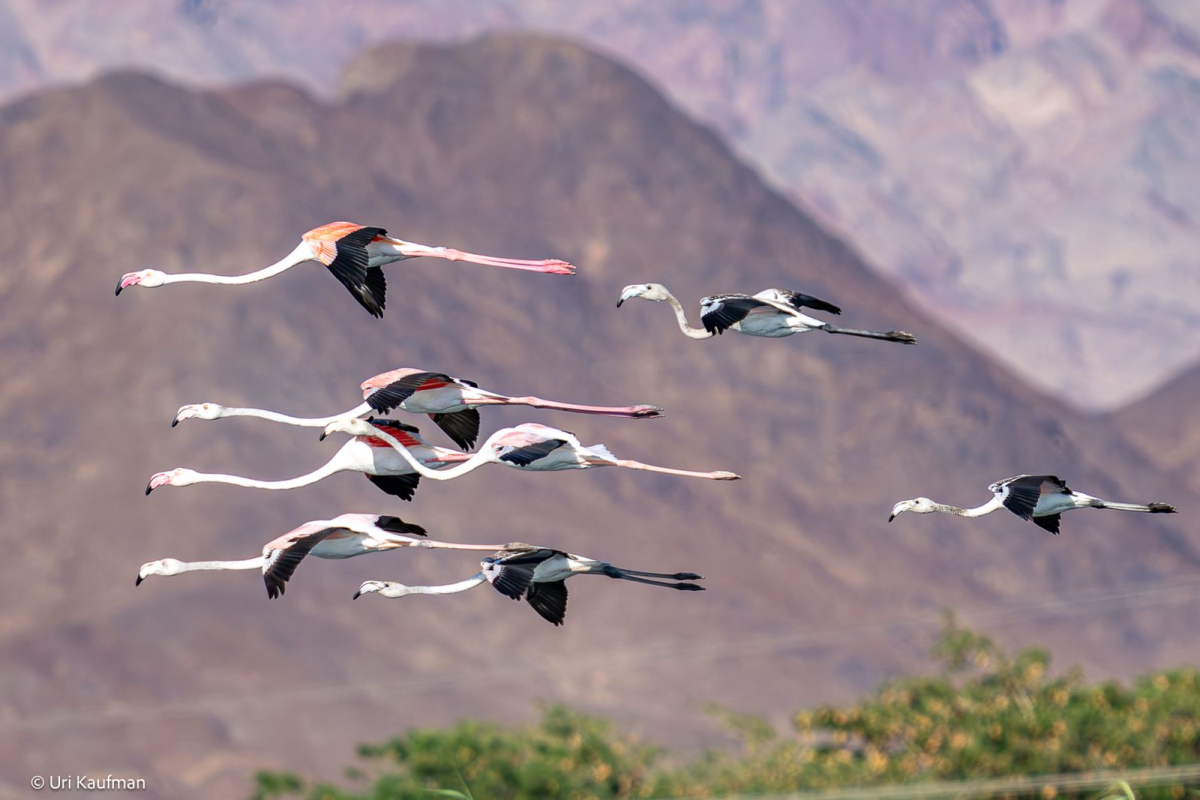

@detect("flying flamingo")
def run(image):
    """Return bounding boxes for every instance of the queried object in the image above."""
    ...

[115,222,576,317]
[889,474,1178,534]
[146,420,469,501]
[320,418,742,484]
[617,284,917,344]
[354,543,705,626]
[173,368,662,451]
[135,513,514,598]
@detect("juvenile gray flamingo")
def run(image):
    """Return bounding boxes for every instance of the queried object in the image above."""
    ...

[355,543,704,625]
[617,283,916,344]
[889,474,1178,534]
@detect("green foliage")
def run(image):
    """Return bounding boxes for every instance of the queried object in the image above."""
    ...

[255,618,1200,799]
[255,704,661,800]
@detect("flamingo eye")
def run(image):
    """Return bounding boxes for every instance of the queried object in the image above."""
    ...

[203,404,210,410]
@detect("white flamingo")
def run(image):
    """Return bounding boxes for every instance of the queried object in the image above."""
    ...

[115,221,575,317]
[173,367,662,450]
[320,418,741,483]
[135,513,511,598]
[355,543,705,625]
[146,420,468,501]
[889,474,1178,534]
[617,283,916,344]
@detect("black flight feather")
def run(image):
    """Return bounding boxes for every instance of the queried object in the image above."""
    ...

[263,528,336,599]
[366,372,450,414]
[325,226,387,318]
[374,515,427,537]
[366,473,421,502]
[431,409,480,451]
[498,439,568,467]
[525,581,569,626]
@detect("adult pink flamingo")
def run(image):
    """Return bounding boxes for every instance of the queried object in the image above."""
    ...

[135,513,511,598]
[146,420,468,501]
[321,418,741,483]
[173,368,662,450]
[355,543,705,626]
[115,222,576,317]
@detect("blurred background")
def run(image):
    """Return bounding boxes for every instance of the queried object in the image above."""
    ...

[0,1,1197,797]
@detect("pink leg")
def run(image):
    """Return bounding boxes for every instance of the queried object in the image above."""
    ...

[413,541,508,551]
[615,459,741,481]
[399,242,576,275]
[508,396,663,419]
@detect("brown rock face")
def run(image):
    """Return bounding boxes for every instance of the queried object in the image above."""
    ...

[2,1,1199,409]
[0,37,1194,799]
[1111,361,1200,495]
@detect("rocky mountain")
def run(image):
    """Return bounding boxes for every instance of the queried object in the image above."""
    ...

[1111,359,1200,493]
[0,0,1197,410]
[0,36,1194,800]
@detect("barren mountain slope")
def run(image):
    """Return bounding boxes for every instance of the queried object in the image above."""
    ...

[0,37,1193,800]
[1,0,1198,410]
[1110,361,1200,494]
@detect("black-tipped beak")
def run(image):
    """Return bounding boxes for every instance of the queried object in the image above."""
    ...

[352,589,362,600]
[135,575,143,586]
[114,280,124,297]
[888,513,896,523]
[145,483,154,496]
[616,298,624,308]
[318,431,327,442]
[170,417,179,428]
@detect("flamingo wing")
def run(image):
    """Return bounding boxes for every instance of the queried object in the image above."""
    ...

[364,372,456,414]
[309,225,389,317]
[1032,514,1062,535]
[374,515,427,537]
[700,294,775,335]
[366,473,421,501]
[360,419,424,448]
[262,527,339,599]
[763,289,842,316]
[525,581,569,626]
[430,409,481,451]
[484,550,552,600]
[989,475,1069,522]
[497,438,569,467]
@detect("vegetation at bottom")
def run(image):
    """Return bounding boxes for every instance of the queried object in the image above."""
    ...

[252,616,1200,799]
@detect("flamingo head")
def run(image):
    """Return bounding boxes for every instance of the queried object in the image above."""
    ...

[145,468,200,495]
[353,580,408,599]
[617,283,670,307]
[115,269,168,295]
[173,402,225,427]
[136,558,186,585]
[889,497,935,521]
[320,416,375,442]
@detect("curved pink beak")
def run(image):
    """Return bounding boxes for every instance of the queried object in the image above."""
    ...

[145,472,173,495]
[115,273,142,296]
